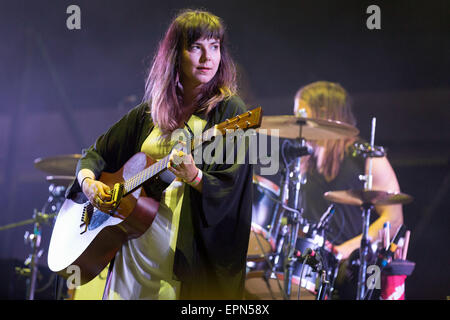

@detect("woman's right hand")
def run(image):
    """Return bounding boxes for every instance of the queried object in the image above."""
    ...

[81,178,114,213]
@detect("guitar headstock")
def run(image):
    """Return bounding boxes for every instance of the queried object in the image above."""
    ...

[215,106,263,135]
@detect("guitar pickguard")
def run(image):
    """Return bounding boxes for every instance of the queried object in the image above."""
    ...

[80,202,115,234]
[88,208,112,230]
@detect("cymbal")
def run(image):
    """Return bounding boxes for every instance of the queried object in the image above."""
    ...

[257,116,359,140]
[34,154,81,176]
[46,175,76,187]
[324,189,413,206]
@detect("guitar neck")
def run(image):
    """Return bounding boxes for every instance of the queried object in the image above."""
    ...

[121,107,262,196]
[122,127,215,196]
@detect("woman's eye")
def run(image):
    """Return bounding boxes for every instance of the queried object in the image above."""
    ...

[190,45,201,51]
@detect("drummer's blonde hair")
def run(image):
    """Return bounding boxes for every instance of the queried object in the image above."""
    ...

[294,81,357,181]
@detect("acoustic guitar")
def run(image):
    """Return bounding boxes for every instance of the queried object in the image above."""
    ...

[48,107,262,285]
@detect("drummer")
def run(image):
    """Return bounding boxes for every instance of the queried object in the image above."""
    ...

[293,81,404,298]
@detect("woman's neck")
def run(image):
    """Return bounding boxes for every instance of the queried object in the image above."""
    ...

[181,81,203,109]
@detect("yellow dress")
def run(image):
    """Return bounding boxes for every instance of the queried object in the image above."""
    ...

[105,115,206,300]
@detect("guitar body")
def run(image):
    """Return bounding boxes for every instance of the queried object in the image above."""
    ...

[48,153,160,285]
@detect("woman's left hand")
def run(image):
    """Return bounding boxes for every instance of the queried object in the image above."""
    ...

[167,148,199,183]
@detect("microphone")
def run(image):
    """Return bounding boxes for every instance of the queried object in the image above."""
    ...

[300,248,323,271]
[316,204,335,231]
[284,143,313,159]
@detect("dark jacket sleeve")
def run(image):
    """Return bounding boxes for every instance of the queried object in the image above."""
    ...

[175,96,254,299]
[198,96,254,228]
[65,103,150,199]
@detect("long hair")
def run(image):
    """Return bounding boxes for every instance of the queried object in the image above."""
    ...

[143,9,237,135]
[295,81,357,181]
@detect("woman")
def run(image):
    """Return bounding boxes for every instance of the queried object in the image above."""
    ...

[66,9,253,300]
[294,81,404,298]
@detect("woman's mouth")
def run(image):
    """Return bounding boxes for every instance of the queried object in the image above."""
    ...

[197,67,211,72]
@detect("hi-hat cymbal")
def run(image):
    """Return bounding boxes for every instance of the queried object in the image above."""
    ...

[257,116,359,140]
[324,189,413,206]
[34,154,81,176]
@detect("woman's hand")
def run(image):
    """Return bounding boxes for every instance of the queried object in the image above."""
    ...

[167,148,199,183]
[81,178,114,213]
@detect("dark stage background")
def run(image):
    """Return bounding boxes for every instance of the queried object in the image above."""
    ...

[0,0,449,299]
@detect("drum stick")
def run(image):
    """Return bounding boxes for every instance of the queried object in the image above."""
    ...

[395,238,404,260]
[378,229,384,250]
[383,221,390,250]
[402,230,411,260]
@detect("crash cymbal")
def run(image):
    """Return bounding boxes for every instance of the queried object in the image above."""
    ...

[46,175,76,187]
[257,116,359,140]
[324,189,413,206]
[34,154,81,176]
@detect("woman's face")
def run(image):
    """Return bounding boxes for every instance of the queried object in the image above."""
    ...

[180,37,221,89]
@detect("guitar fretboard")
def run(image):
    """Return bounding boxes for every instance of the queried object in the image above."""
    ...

[122,127,216,196]
[119,107,261,196]
[123,155,170,195]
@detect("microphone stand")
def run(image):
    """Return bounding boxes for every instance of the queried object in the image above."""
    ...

[0,183,63,300]
[0,210,56,300]
[315,262,330,300]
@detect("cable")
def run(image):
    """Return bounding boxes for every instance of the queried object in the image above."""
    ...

[297,255,309,300]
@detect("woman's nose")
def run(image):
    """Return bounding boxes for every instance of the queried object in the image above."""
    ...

[201,49,211,62]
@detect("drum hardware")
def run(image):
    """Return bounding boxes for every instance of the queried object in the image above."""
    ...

[323,118,413,300]
[355,117,376,300]
[278,137,310,299]
[248,115,359,300]
[351,142,386,158]
[0,155,78,299]
[0,209,57,300]
[298,248,331,300]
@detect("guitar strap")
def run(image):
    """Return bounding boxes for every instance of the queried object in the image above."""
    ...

[102,257,116,300]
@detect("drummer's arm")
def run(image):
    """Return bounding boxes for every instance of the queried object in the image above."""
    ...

[335,157,404,259]
[370,156,404,243]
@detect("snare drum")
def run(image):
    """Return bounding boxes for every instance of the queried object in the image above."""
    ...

[247,175,280,261]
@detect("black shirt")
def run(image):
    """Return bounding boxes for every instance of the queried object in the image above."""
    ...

[301,152,371,245]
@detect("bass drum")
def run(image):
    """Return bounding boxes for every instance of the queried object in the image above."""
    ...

[247,175,280,261]
[245,261,316,300]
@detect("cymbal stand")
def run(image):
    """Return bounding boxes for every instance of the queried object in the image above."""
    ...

[356,117,377,300]
[26,209,43,300]
[264,159,291,301]
[283,136,307,299]
[3,210,56,300]
[3,183,64,300]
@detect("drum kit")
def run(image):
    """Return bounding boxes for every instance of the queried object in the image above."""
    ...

[246,115,413,300]
[0,154,80,300]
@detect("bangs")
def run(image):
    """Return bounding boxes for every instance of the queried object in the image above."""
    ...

[176,11,225,46]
